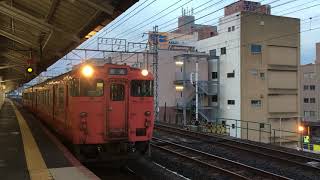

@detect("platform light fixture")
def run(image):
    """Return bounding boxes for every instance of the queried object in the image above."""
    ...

[81,65,94,77]
[175,61,184,66]
[85,30,97,39]
[141,69,149,76]
[175,85,184,91]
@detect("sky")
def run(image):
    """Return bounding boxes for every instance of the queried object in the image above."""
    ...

[29,0,320,84]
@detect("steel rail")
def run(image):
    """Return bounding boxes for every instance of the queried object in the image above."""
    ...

[154,123,320,171]
[151,137,292,180]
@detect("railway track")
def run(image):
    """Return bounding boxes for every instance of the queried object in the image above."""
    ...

[154,123,320,172]
[151,137,291,180]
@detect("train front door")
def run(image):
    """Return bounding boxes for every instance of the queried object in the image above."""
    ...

[107,80,127,139]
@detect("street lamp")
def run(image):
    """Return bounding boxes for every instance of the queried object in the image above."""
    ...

[298,125,304,150]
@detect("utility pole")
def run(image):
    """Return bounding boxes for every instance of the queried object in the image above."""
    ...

[152,25,159,122]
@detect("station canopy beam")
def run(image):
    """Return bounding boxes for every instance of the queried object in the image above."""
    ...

[0,0,138,92]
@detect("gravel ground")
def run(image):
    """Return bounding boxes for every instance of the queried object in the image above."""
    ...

[127,157,190,180]
[150,148,234,180]
[154,130,320,180]
[84,156,190,180]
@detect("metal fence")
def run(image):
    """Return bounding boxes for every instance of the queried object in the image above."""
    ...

[174,117,302,148]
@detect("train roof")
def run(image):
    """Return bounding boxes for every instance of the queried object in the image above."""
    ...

[24,63,147,91]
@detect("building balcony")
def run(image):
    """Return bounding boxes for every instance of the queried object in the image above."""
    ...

[174,71,191,84]
[198,81,218,95]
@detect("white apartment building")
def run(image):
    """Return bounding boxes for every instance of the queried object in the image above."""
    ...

[194,10,300,145]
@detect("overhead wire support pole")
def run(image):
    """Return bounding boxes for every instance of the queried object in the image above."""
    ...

[195,61,199,123]
[152,25,159,122]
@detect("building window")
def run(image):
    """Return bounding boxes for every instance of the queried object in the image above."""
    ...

[260,72,265,80]
[304,85,309,90]
[210,32,214,37]
[304,98,309,103]
[221,47,226,55]
[212,72,218,79]
[232,26,235,31]
[251,100,261,107]
[304,72,315,79]
[251,44,262,54]
[227,71,235,78]
[310,111,316,117]
[249,69,258,76]
[305,111,316,117]
[212,95,218,102]
[209,49,216,56]
[310,85,316,90]
[228,27,231,32]
[227,100,235,105]
[310,98,316,103]
[304,111,310,117]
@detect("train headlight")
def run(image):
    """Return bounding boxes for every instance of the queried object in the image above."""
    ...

[82,65,94,77]
[141,69,148,76]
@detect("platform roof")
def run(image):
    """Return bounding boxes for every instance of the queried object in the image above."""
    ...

[0,0,138,91]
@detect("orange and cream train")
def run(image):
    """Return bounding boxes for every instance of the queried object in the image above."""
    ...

[22,63,154,161]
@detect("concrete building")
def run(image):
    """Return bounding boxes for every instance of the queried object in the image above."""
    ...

[300,43,320,142]
[109,0,301,147]
[300,43,320,122]
[193,1,300,145]
[172,8,218,40]
[300,63,320,122]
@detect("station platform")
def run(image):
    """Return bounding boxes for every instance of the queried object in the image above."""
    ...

[0,99,99,180]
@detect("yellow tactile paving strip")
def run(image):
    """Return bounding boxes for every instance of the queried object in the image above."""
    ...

[9,100,52,180]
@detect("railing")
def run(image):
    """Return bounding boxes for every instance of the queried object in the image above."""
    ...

[198,81,218,95]
[163,117,302,148]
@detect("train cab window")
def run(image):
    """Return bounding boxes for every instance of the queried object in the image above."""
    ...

[58,87,64,108]
[70,78,104,97]
[131,80,154,97]
[110,84,125,101]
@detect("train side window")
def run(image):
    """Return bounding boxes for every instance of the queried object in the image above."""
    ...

[131,80,154,97]
[110,84,124,101]
[59,87,64,108]
[70,78,104,97]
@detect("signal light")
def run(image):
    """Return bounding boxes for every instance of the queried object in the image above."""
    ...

[141,69,149,76]
[81,65,94,77]
[26,67,33,73]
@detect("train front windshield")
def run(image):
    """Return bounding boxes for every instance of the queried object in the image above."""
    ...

[131,80,154,97]
[70,78,104,97]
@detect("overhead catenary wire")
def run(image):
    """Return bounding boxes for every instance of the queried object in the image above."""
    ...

[81,0,151,47]
[89,0,301,61]
[113,0,194,39]
[81,0,158,49]
[122,0,230,41]
[44,0,320,77]
[128,0,317,44]
[135,0,313,46]
[127,0,228,42]
[106,7,320,65]
[31,15,320,85]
